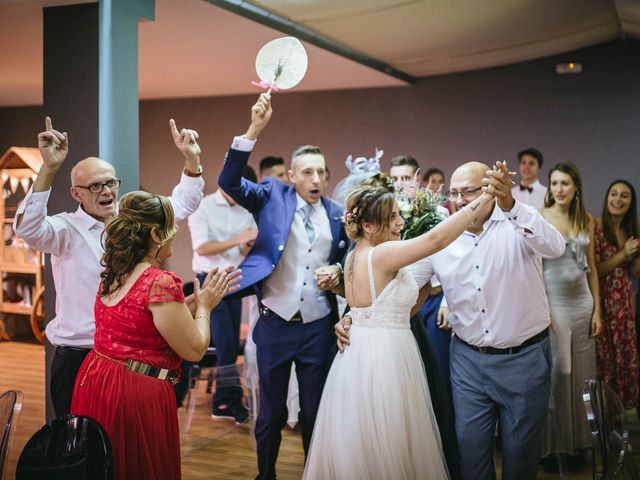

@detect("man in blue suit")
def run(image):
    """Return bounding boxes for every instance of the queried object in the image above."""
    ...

[218,94,348,480]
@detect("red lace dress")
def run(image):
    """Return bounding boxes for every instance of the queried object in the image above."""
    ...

[71,266,185,480]
[594,224,639,409]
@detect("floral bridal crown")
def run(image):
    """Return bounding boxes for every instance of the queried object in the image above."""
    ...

[333,148,447,239]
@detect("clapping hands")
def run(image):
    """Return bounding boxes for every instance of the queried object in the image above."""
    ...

[623,237,640,260]
[194,265,242,312]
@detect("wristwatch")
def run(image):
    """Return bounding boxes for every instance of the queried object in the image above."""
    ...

[183,164,203,177]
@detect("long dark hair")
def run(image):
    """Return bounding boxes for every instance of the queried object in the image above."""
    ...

[100,191,176,296]
[601,180,638,248]
[545,162,588,234]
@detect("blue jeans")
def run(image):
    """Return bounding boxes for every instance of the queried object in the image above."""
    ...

[197,272,243,411]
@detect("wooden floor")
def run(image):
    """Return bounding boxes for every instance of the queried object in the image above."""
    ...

[0,339,305,480]
[1,338,639,479]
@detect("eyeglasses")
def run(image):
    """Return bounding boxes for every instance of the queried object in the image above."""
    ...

[75,179,121,194]
[448,186,483,200]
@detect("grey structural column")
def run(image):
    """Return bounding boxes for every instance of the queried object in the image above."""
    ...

[41,0,154,420]
[99,0,155,194]
[43,2,100,422]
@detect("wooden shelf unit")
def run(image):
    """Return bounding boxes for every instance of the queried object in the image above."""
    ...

[0,147,45,343]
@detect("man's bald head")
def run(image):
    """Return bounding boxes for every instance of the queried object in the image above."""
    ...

[450,162,489,188]
[70,157,115,186]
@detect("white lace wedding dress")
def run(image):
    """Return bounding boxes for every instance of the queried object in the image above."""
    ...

[303,248,449,480]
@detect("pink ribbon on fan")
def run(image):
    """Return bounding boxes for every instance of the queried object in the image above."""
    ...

[251,80,279,92]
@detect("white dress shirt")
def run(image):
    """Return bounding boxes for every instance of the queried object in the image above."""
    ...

[511,179,547,210]
[406,200,565,348]
[188,190,257,273]
[261,193,333,323]
[13,173,204,347]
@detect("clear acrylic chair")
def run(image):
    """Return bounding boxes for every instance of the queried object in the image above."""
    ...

[0,389,23,479]
[181,361,259,436]
[583,378,639,480]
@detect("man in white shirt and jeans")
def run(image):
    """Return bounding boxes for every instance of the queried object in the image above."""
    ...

[337,161,565,480]
[188,169,258,423]
[14,117,204,418]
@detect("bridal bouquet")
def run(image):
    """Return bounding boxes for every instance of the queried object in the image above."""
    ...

[396,180,448,240]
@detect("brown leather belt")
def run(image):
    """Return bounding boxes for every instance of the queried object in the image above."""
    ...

[458,328,549,355]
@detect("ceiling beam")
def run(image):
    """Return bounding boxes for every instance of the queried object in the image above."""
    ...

[203,0,416,84]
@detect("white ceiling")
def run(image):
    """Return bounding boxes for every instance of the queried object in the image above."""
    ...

[250,0,640,76]
[0,0,638,107]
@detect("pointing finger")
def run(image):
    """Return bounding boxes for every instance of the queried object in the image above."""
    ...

[45,116,53,131]
[169,119,180,140]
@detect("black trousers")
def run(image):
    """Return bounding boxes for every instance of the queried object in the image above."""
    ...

[50,346,91,417]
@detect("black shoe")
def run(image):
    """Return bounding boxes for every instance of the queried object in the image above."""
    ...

[211,404,235,420]
[231,403,250,424]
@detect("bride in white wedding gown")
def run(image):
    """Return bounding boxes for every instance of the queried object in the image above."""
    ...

[303,184,494,480]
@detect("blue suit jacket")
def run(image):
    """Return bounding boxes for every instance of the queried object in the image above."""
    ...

[218,148,348,318]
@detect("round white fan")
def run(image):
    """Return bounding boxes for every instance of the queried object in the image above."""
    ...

[254,36,308,92]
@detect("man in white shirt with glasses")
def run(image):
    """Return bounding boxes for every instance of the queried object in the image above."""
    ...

[14,117,204,417]
[337,161,565,480]
[411,162,564,480]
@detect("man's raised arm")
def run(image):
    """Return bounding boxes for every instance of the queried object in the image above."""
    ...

[218,93,274,213]
[167,119,204,221]
[13,117,71,256]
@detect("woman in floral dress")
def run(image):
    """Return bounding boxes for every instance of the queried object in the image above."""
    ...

[594,180,640,409]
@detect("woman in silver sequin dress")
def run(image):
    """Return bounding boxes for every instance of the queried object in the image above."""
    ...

[539,162,602,470]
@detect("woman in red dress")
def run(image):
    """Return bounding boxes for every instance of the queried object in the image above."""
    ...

[594,180,640,410]
[71,191,240,479]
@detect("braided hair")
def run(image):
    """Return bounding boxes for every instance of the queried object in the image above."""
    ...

[344,185,396,245]
[100,191,177,296]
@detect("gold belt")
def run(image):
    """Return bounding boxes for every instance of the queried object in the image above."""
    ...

[81,350,180,386]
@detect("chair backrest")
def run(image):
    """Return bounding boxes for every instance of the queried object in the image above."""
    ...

[0,389,24,479]
[583,379,634,479]
[16,414,113,480]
